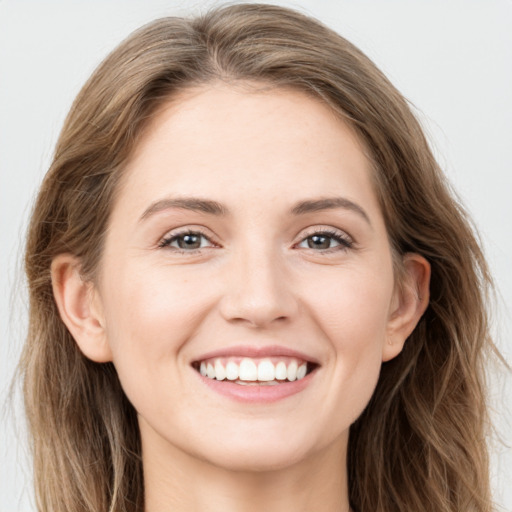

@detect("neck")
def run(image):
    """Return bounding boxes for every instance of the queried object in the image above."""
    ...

[141,421,350,512]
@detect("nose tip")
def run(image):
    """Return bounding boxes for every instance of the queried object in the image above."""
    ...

[223,300,290,329]
[219,257,298,328]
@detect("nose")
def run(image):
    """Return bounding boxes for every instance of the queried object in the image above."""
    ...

[219,247,299,329]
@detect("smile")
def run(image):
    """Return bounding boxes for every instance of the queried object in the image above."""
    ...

[191,346,320,403]
[191,349,320,403]
[193,357,313,385]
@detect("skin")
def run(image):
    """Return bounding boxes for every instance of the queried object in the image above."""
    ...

[52,83,430,512]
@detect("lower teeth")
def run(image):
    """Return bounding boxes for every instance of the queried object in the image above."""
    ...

[234,380,281,386]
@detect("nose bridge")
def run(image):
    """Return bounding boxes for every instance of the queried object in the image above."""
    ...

[220,238,297,327]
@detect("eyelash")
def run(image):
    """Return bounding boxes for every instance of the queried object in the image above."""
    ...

[158,228,354,255]
[296,229,353,253]
[158,229,218,253]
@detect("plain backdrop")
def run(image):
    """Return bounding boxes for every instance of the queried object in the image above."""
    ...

[1,1,511,511]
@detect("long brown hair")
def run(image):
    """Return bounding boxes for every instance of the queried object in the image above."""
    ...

[20,4,495,511]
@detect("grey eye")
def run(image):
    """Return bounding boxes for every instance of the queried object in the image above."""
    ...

[175,233,204,249]
[161,231,213,251]
[298,233,343,250]
[306,234,340,249]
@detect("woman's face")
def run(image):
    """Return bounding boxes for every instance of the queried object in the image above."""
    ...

[92,83,406,472]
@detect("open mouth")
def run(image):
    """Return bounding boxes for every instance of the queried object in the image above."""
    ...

[192,356,319,385]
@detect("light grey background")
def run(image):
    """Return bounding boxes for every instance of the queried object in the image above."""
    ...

[1,1,510,511]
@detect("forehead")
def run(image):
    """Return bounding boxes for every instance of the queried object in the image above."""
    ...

[116,83,381,222]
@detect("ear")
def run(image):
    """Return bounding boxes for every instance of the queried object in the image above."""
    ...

[383,253,430,362]
[51,254,113,363]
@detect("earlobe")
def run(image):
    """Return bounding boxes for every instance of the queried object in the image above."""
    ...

[383,253,431,362]
[51,254,113,363]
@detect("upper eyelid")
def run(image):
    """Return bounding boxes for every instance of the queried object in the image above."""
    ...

[296,225,353,242]
[160,225,216,239]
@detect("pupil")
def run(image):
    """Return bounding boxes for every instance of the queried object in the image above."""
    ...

[179,234,201,249]
[308,235,330,249]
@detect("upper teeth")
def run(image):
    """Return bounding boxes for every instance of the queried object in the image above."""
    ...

[198,357,308,382]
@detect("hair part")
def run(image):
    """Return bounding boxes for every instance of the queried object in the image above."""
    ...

[21,4,495,511]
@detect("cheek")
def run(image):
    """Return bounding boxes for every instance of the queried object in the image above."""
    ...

[103,263,210,339]
[302,262,393,415]
[99,272,213,427]
[305,262,393,347]
[99,264,215,390]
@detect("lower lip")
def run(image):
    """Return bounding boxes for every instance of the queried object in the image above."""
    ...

[196,371,317,403]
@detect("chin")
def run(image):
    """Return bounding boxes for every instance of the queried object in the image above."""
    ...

[195,428,322,473]
[206,446,309,473]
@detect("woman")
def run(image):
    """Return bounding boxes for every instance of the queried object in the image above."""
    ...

[20,3,496,511]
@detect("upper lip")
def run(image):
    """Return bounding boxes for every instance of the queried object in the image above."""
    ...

[192,344,320,365]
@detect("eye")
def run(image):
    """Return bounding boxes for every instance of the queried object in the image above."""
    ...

[296,229,353,252]
[159,230,216,252]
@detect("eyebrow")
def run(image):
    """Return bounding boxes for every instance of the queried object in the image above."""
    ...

[139,195,371,226]
[139,197,228,221]
[290,197,371,225]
